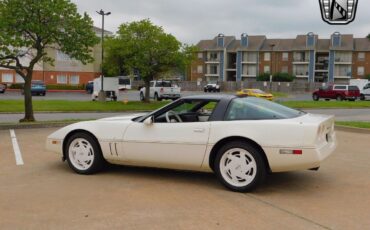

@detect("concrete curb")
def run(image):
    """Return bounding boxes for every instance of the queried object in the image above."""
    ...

[7,89,86,93]
[0,122,77,130]
[335,125,370,134]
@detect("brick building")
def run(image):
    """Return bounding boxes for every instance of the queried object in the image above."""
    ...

[190,32,370,83]
[0,27,112,86]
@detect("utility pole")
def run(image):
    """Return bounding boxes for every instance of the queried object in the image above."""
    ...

[96,9,111,102]
[269,44,275,92]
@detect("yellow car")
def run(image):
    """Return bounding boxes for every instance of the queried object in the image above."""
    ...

[236,89,274,101]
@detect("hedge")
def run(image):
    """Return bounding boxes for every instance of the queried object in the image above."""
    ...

[257,72,295,82]
[9,83,85,90]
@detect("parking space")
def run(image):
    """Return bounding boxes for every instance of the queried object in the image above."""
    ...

[0,128,369,229]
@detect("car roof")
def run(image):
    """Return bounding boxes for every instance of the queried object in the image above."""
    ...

[182,94,237,101]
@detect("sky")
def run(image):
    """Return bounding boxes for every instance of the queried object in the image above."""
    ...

[71,0,370,44]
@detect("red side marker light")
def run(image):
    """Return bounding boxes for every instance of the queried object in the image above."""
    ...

[293,150,303,155]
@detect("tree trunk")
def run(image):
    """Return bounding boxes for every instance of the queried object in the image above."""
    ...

[144,79,150,103]
[20,74,35,122]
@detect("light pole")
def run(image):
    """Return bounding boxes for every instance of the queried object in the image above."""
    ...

[96,9,111,102]
[269,44,275,92]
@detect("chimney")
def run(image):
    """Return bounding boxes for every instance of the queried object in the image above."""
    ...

[306,32,316,47]
[241,33,249,47]
[217,33,225,47]
[331,32,341,47]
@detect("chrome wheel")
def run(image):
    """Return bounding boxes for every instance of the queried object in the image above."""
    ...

[219,148,257,187]
[68,138,95,171]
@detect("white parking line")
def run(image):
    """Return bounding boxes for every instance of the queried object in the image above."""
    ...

[9,129,24,166]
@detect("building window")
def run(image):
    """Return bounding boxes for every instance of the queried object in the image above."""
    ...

[209,64,218,74]
[209,52,218,61]
[56,50,71,61]
[197,53,203,59]
[197,65,203,74]
[264,65,270,73]
[1,74,13,83]
[357,67,364,76]
[282,52,289,61]
[281,66,288,73]
[70,75,79,85]
[358,52,365,61]
[15,74,25,83]
[264,52,271,61]
[57,75,67,84]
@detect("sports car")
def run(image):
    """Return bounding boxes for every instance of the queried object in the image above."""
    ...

[46,95,337,192]
[236,89,274,101]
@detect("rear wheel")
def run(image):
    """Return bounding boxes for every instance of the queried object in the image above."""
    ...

[336,95,343,101]
[312,94,319,101]
[65,132,105,174]
[360,94,365,101]
[214,141,266,192]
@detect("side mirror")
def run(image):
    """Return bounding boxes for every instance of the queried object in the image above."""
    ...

[144,116,154,126]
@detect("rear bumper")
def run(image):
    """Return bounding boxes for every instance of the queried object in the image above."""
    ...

[264,133,337,172]
[160,94,181,99]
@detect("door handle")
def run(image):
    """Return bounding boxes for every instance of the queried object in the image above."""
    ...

[193,128,205,133]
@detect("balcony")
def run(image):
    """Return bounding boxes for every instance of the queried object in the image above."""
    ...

[292,58,309,64]
[205,58,220,63]
[334,58,352,64]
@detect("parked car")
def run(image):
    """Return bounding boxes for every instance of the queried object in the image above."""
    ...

[85,81,93,94]
[0,84,6,93]
[46,95,337,192]
[139,80,181,101]
[236,89,273,101]
[204,83,220,92]
[91,77,118,101]
[312,85,360,101]
[350,79,370,101]
[21,80,46,96]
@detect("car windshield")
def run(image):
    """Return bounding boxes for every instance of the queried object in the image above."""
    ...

[225,97,304,120]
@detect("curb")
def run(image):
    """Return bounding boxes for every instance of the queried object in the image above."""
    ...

[0,122,77,130]
[335,125,370,134]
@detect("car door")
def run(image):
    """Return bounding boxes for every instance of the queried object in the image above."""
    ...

[123,121,211,170]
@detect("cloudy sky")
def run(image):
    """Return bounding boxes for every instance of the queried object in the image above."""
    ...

[72,0,370,44]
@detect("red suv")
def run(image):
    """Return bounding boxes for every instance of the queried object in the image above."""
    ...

[312,85,360,101]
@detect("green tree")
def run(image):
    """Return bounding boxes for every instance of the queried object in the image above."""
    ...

[104,19,196,102]
[0,0,99,122]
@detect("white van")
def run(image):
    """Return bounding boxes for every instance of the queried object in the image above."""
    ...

[350,79,370,100]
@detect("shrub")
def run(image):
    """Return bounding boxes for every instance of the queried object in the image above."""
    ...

[9,83,23,89]
[273,72,295,82]
[257,73,270,82]
[366,74,370,80]
[46,84,85,90]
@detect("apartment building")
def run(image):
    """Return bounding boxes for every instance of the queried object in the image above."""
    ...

[190,32,370,83]
[0,27,111,86]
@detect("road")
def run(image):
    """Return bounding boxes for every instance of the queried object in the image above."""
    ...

[0,128,369,229]
[1,108,370,123]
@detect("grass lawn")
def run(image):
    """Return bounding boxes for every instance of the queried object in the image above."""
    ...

[335,121,370,129]
[272,92,288,98]
[0,100,169,113]
[1,99,370,113]
[280,100,370,109]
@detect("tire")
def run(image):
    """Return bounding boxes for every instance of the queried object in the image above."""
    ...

[42,92,46,96]
[140,92,144,101]
[214,141,266,192]
[65,132,106,174]
[325,99,330,101]
[312,94,319,101]
[336,95,343,101]
[360,94,365,101]
[204,89,207,93]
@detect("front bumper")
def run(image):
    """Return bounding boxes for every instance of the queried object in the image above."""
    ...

[161,94,181,99]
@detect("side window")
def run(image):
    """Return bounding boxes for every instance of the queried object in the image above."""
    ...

[334,85,346,90]
[150,82,155,87]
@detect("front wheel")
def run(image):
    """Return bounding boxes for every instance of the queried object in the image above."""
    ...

[65,132,106,174]
[360,94,365,101]
[140,92,144,101]
[214,141,266,192]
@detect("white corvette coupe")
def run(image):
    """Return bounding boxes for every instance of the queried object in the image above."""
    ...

[46,95,337,192]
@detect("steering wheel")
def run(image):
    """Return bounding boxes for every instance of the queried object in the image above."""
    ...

[165,111,182,123]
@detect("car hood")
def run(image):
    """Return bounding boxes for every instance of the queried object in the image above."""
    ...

[98,113,147,121]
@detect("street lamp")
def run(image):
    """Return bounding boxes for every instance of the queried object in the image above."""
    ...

[96,9,111,102]
[269,44,275,92]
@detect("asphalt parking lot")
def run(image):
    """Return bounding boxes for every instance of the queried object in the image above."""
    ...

[0,128,369,229]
